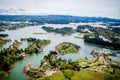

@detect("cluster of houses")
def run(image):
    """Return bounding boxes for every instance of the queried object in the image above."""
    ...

[95,65,107,72]
[94,49,113,55]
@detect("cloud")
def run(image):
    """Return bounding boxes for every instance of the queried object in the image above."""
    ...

[0,0,120,19]
[0,8,26,14]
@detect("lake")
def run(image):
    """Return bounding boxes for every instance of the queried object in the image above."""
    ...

[0,23,120,80]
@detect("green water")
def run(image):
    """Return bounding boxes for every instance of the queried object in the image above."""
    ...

[0,24,119,80]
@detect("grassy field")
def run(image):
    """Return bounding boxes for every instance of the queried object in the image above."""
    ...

[37,69,120,80]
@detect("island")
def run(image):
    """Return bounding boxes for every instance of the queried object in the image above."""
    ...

[0,21,39,30]
[84,35,120,49]
[75,25,120,49]
[0,34,8,37]
[42,26,75,35]
[24,48,120,80]
[0,40,22,77]
[0,38,51,78]
[24,38,51,54]
[55,42,80,54]
[0,38,10,47]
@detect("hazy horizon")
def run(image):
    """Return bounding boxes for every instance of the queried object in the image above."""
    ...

[0,0,120,19]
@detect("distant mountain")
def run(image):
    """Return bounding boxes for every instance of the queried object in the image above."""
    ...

[0,15,120,24]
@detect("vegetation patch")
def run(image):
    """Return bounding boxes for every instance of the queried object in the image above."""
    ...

[42,26,75,35]
[24,38,51,54]
[0,38,10,47]
[0,38,51,78]
[37,69,120,80]
[25,49,120,80]
[55,42,80,54]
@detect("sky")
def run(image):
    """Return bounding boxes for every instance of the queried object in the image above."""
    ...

[0,0,120,19]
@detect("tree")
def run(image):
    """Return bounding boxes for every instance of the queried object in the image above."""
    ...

[63,69,73,80]
[1,60,11,71]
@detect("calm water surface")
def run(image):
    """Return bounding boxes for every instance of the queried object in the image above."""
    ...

[0,24,119,80]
